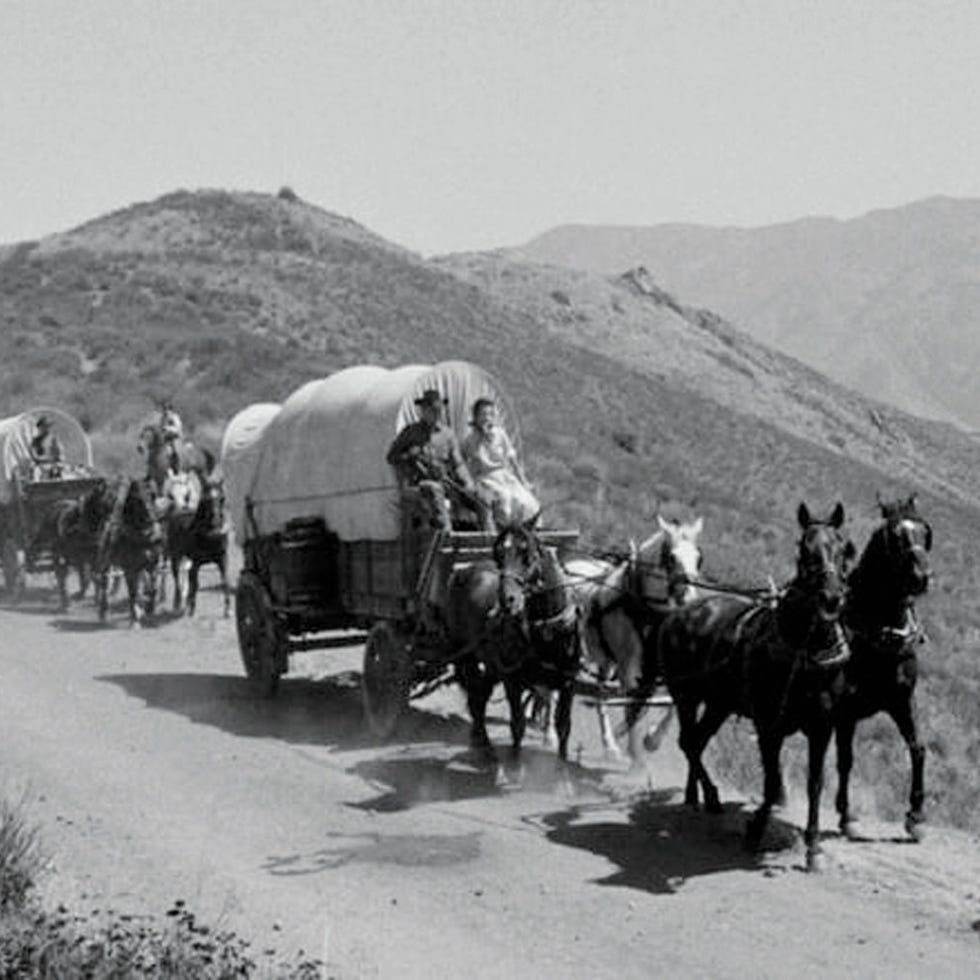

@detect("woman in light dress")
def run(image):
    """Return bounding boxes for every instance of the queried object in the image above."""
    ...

[461,398,540,529]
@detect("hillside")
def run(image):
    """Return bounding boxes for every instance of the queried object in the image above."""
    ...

[1,189,979,831]
[518,197,980,427]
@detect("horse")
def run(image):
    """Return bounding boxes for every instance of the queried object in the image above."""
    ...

[446,525,580,771]
[95,478,165,627]
[138,423,214,494]
[835,495,932,841]
[163,470,231,616]
[37,479,116,611]
[634,502,854,871]
[562,515,704,765]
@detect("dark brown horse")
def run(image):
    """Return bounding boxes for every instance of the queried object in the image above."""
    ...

[633,502,854,871]
[95,478,164,627]
[164,471,230,616]
[447,525,579,769]
[836,495,932,841]
[39,479,116,611]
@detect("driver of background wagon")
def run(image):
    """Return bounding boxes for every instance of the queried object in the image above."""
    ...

[30,415,63,477]
[385,389,492,531]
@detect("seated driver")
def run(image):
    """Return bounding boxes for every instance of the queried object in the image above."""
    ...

[29,415,63,478]
[386,389,492,531]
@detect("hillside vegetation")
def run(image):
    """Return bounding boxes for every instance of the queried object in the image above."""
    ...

[1,189,978,831]
[519,197,980,427]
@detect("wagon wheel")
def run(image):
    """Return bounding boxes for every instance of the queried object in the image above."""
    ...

[235,572,285,698]
[362,622,413,740]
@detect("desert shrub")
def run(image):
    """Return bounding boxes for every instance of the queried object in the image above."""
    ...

[0,793,44,912]
[0,901,324,979]
[612,430,638,455]
[277,186,299,203]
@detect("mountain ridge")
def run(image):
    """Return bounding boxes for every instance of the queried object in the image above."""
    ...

[518,196,980,426]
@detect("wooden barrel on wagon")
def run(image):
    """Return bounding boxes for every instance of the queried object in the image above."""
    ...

[0,407,98,594]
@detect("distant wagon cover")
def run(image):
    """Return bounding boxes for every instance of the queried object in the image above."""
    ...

[221,361,521,545]
[0,407,93,504]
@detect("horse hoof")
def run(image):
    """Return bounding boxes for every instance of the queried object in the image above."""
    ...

[840,818,861,841]
[905,815,925,842]
[495,761,524,789]
[806,849,825,873]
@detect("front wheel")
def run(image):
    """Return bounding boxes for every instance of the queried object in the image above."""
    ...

[236,572,285,697]
[362,622,413,739]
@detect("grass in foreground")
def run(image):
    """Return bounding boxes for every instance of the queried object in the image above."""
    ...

[0,794,325,979]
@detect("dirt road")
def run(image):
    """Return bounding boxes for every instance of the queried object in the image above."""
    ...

[1,579,978,978]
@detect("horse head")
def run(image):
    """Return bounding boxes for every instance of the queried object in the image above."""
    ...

[790,503,855,623]
[198,475,227,535]
[875,494,932,598]
[656,515,704,605]
[121,478,163,543]
[492,524,539,618]
[628,515,704,606]
[80,478,115,531]
[163,469,202,517]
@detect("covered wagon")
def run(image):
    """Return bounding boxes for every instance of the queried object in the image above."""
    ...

[0,407,100,594]
[222,361,576,735]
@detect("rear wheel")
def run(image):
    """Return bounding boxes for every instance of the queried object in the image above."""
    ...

[362,622,413,739]
[236,572,284,697]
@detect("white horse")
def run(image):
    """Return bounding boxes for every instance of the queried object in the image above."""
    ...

[559,516,704,767]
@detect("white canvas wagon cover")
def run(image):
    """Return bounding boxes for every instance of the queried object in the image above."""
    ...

[229,361,520,543]
[219,402,281,545]
[0,407,93,505]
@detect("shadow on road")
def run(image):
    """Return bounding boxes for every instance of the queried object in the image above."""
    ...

[527,794,802,894]
[347,745,606,812]
[263,829,484,877]
[96,670,471,751]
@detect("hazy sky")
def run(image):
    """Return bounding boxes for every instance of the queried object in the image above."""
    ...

[3,0,979,254]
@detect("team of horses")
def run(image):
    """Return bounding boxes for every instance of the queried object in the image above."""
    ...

[36,428,230,627]
[464,496,931,871]
[31,437,933,869]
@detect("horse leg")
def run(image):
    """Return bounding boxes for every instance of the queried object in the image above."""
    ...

[217,553,230,618]
[555,683,574,763]
[127,569,141,628]
[75,560,89,601]
[676,698,727,813]
[891,696,926,840]
[54,555,69,613]
[746,731,783,853]
[187,560,200,616]
[505,676,526,760]
[171,554,183,613]
[503,676,527,782]
[803,722,833,872]
[460,662,495,765]
[834,714,859,838]
[675,697,702,807]
[595,697,622,759]
[96,567,109,623]
[535,688,558,748]
[145,561,158,620]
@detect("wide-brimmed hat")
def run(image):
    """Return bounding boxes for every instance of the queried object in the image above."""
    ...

[414,389,448,410]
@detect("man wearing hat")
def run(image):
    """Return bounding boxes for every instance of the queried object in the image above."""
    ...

[386,389,490,531]
[30,415,63,475]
